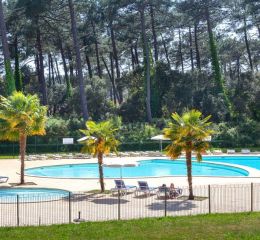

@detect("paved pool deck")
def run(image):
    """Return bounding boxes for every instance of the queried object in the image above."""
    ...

[1,154,260,192]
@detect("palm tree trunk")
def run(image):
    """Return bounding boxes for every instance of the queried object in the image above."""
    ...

[68,0,89,120]
[98,152,105,192]
[186,147,194,200]
[19,133,27,184]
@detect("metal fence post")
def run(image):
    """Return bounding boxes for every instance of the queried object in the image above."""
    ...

[69,192,72,223]
[118,190,121,220]
[164,187,167,217]
[251,183,254,212]
[16,195,19,226]
[208,185,211,214]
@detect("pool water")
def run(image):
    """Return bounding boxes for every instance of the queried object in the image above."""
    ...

[25,157,250,178]
[202,156,260,170]
[0,188,70,203]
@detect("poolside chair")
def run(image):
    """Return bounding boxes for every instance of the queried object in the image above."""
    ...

[0,176,9,183]
[241,149,251,154]
[156,186,170,199]
[212,149,223,155]
[135,181,158,197]
[227,149,236,154]
[156,185,183,199]
[111,180,137,196]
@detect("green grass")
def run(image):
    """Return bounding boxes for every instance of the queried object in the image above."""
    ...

[0,155,18,159]
[1,213,260,240]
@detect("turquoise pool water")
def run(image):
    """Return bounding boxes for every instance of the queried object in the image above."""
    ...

[202,156,260,170]
[25,157,251,178]
[0,188,70,203]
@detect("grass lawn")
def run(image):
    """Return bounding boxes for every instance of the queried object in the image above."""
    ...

[0,155,18,159]
[1,213,260,240]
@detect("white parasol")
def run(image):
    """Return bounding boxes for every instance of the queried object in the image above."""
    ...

[151,134,170,151]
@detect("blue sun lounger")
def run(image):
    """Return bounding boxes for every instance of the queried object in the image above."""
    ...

[111,180,136,196]
[0,176,9,183]
[135,181,157,196]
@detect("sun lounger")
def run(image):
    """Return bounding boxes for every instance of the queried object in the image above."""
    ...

[241,149,251,154]
[135,181,157,196]
[156,186,170,199]
[227,149,236,154]
[157,186,183,199]
[212,149,223,155]
[111,180,137,196]
[0,176,9,183]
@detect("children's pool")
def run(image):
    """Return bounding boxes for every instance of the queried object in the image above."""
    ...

[0,188,70,203]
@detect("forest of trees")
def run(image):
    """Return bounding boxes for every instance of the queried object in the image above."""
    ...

[0,0,259,146]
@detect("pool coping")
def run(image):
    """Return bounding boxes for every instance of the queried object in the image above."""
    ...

[23,155,260,179]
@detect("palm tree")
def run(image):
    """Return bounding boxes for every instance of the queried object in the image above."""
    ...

[163,109,214,200]
[80,120,120,192]
[0,92,47,184]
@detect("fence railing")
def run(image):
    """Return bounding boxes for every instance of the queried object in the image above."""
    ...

[1,183,260,227]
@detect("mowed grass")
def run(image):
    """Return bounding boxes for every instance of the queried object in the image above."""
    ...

[1,213,260,240]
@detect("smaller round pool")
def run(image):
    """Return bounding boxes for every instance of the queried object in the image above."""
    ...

[0,188,70,203]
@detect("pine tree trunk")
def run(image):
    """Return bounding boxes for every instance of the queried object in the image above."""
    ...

[49,53,55,86]
[98,152,105,192]
[110,52,117,104]
[243,16,253,72]
[0,0,15,95]
[150,4,158,62]
[14,35,22,91]
[66,47,74,85]
[36,26,48,105]
[91,20,102,78]
[48,53,51,87]
[130,45,136,70]
[68,0,89,120]
[101,55,120,104]
[54,56,61,84]
[85,54,93,79]
[178,29,184,73]
[161,34,171,67]
[194,23,201,71]
[59,37,72,97]
[189,27,194,71]
[109,20,120,79]
[134,41,139,66]
[139,3,152,123]
[19,133,27,184]
[185,146,194,200]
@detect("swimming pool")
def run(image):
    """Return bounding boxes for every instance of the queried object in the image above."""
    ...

[0,188,70,203]
[25,157,251,178]
[202,156,260,170]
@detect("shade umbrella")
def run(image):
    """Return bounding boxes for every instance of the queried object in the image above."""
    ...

[102,161,139,179]
[77,136,97,142]
[151,134,170,151]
